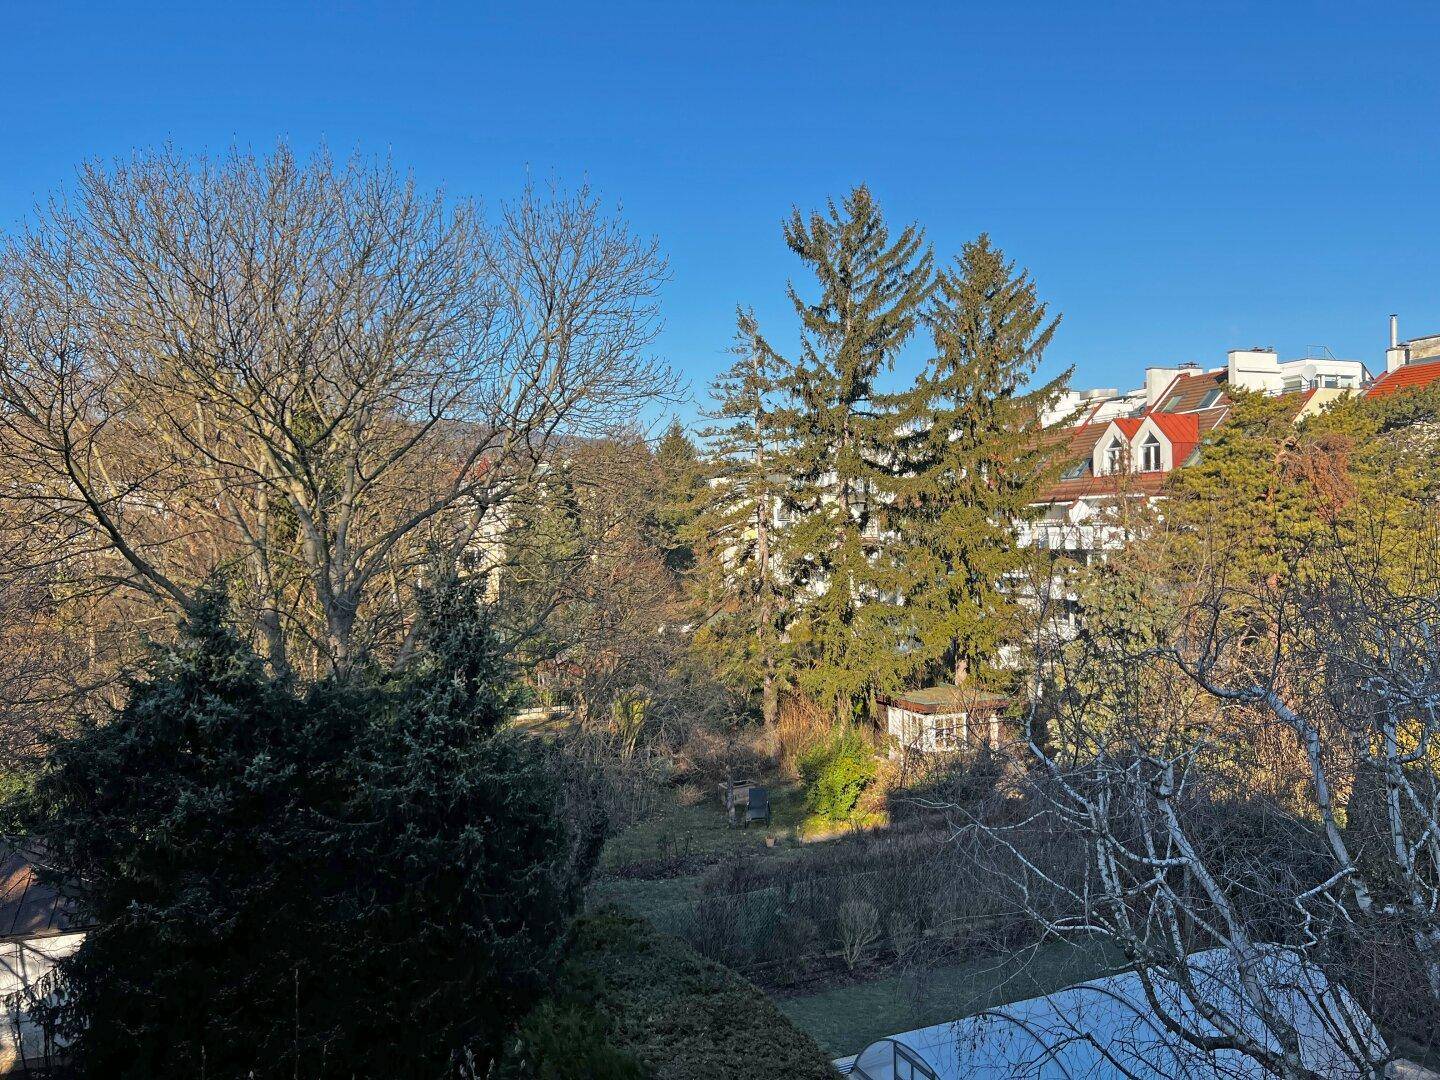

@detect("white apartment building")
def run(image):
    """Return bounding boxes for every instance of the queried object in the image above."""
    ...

[1021,342,1370,641]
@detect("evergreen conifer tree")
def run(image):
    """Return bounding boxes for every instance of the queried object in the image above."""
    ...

[775,186,933,719]
[652,418,706,573]
[1163,390,1354,589]
[690,308,793,724]
[892,235,1066,687]
[5,577,592,1078]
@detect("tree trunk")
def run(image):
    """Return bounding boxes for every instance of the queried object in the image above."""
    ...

[754,419,778,726]
[258,604,290,681]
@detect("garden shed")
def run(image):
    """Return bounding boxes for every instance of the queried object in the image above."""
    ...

[876,685,1010,755]
[836,947,1387,1079]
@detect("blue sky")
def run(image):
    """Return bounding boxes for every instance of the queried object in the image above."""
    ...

[4,2,1440,420]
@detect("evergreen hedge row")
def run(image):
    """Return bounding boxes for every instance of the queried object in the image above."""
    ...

[506,910,838,1079]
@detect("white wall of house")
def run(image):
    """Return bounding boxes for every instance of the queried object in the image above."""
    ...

[887,704,958,754]
[1226,349,1365,393]
[886,705,1001,754]
[1,931,82,1074]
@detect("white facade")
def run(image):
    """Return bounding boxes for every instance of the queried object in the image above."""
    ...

[885,704,996,754]
[1,931,82,1073]
[1043,346,1368,434]
[1040,386,1146,427]
[1016,501,1127,557]
[1224,348,1365,393]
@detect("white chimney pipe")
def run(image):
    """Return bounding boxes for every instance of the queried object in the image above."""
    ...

[1390,314,1399,349]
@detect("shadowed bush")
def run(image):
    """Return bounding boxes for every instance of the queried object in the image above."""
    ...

[4,577,600,1079]
[514,910,838,1080]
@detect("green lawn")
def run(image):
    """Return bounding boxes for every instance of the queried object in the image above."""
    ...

[591,780,893,932]
[595,786,1132,1063]
[598,782,811,872]
[778,939,1125,1058]
[587,873,707,921]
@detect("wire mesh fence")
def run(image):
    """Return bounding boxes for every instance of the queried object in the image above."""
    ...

[592,823,1085,990]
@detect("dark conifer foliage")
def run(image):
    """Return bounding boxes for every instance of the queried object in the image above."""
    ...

[652,418,707,573]
[5,576,591,1078]
[775,185,934,719]
[691,308,794,725]
[891,234,1067,686]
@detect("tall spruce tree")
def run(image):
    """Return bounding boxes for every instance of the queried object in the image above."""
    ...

[892,235,1066,687]
[775,186,933,719]
[652,418,707,574]
[690,308,793,724]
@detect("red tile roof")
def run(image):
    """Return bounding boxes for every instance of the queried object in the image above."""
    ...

[1364,359,1440,399]
[1152,369,1228,412]
[1038,370,1241,503]
[1038,470,1168,504]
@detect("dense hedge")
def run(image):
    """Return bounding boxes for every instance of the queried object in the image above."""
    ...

[7,580,597,1078]
[507,910,838,1080]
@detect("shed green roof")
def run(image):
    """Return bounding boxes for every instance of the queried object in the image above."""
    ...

[878,685,1010,714]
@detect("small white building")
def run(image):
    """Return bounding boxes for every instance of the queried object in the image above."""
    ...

[1,849,82,1075]
[835,947,1388,1080]
[877,686,1010,755]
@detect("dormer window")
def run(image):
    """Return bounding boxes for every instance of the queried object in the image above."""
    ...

[1140,433,1162,472]
[1105,438,1125,475]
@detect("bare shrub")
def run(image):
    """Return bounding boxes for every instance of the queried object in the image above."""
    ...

[884,743,1014,825]
[554,725,669,840]
[837,899,881,971]
[673,781,709,807]
[671,720,774,793]
[887,909,918,965]
[744,908,827,991]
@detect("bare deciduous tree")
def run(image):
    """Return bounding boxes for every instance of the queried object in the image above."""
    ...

[0,146,675,679]
[967,541,1440,1078]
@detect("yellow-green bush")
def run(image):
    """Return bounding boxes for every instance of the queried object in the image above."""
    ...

[797,729,876,820]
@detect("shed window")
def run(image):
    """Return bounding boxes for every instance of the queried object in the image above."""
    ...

[933,713,966,749]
